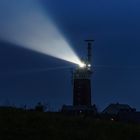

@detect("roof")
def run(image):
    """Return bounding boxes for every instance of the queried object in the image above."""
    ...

[102,103,133,115]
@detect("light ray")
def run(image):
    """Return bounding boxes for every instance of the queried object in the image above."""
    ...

[0,0,82,65]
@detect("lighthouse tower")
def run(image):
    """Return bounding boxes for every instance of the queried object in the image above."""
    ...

[73,40,94,107]
[62,40,96,115]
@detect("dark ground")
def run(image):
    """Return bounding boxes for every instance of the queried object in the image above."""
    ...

[0,107,140,140]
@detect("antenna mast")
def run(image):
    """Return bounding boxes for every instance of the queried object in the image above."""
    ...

[85,40,94,64]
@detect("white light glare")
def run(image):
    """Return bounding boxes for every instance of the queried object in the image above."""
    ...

[0,0,82,65]
[79,62,86,68]
[87,64,91,67]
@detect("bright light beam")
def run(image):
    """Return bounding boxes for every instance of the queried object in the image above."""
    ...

[0,0,82,65]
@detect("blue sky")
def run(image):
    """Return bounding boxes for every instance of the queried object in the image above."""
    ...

[0,0,140,111]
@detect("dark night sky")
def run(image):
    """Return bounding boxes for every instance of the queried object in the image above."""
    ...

[1,0,140,111]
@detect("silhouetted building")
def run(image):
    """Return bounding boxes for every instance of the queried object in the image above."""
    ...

[62,104,97,115]
[73,40,93,107]
[102,103,136,115]
[73,67,92,106]
[35,102,44,112]
[62,40,97,115]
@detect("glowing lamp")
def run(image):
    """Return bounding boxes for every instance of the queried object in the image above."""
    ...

[79,62,86,68]
[87,64,91,67]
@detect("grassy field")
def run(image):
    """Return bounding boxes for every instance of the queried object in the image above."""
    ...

[0,107,140,140]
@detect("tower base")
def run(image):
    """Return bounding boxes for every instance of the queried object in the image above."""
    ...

[61,105,97,116]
